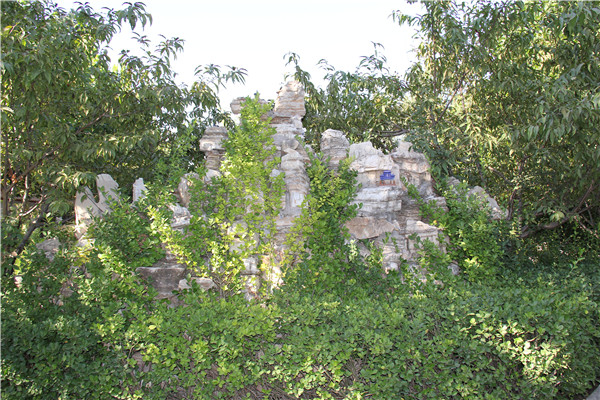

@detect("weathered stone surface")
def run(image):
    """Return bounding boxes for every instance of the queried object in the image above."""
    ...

[349,142,395,172]
[199,126,228,151]
[178,277,216,291]
[280,149,310,215]
[346,217,397,240]
[137,261,187,298]
[448,262,461,276]
[352,186,403,216]
[132,178,147,203]
[321,129,350,168]
[404,219,443,254]
[392,141,430,173]
[447,177,507,220]
[349,142,400,188]
[36,238,61,261]
[168,204,191,230]
[468,186,506,220]
[243,256,259,275]
[230,97,268,115]
[199,127,228,171]
[74,187,100,238]
[203,169,221,183]
[273,81,305,119]
[392,140,433,196]
[176,173,200,208]
[586,384,600,400]
[96,174,120,209]
[75,174,120,238]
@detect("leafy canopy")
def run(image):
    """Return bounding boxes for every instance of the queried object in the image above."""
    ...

[289,0,600,242]
[1,0,245,262]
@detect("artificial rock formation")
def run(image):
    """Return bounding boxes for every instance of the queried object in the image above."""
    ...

[74,173,120,239]
[72,81,471,299]
[320,132,447,272]
[446,177,507,220]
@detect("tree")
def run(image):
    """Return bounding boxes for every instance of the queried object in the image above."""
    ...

[396,0,600,239]
[286,48,408,150]
[1,1,246,263]
[290,0,600,240]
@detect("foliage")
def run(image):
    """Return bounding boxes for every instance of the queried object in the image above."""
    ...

[282,152,387,296]
[286,50,406,151]
[62,268,596,400]
[288,0,599,242]
[395,0,600,239]
[149,95,285,297]
[406,178,507,283]
[1,199,165,399]
[1,0,246,262]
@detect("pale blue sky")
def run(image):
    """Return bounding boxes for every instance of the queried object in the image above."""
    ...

[54,1,422,108]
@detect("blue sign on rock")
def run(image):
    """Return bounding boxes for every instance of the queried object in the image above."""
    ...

[379,170,395,185]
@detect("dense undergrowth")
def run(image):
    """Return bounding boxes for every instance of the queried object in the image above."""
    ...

[2,98,599,399]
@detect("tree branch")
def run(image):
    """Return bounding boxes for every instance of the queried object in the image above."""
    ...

[9,199,50,264]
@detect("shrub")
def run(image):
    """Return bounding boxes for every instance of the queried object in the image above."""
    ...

[406,178,508,282]
[282,153,389,297]
[149,95,285,297]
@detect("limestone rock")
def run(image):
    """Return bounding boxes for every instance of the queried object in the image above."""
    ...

[74,173,120,239]
[349,142,399,188]
[392,141,430,174]
[272,123,303,158]
[36,238,61,261]
[176,173,200,208]
[273,81,305,119]
[243,256,260,275]
[199,126,228,151]
[137,260,187,298]
[586,384,600,400]
[195,277,216,290]
[280,149,310,215]
[75,187,100,238]
[132,178,147,203]
[346,217,397,240]
[203,169,221,183]
[230,97,268,115]
[468,186,507,220]
[392,141,433,196]
[320,129,350,168]
[447,177,507,220]
[352,186,403,216]
[168,204,191,230]
[200,126,228,171]
[95,174,120,210]
[448,262,461,276]
[404,219,443,256]
[178,277,216,291]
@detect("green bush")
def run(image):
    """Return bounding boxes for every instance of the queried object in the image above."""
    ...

[406,178,508,283]
[149,95,285,297]
[0,197,166,399]
[111,271,599,400]
[282,153,388,297]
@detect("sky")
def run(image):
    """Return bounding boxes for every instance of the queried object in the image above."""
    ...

[54,0,424,109]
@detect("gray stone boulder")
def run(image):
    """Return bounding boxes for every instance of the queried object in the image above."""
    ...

[447,177,507,220]
[272,80,306,123]
[74,173,120,239]
[36,238,61,261]
[320,129,350,168]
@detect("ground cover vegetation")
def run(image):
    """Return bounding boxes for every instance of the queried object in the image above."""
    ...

[2,1,599,399]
